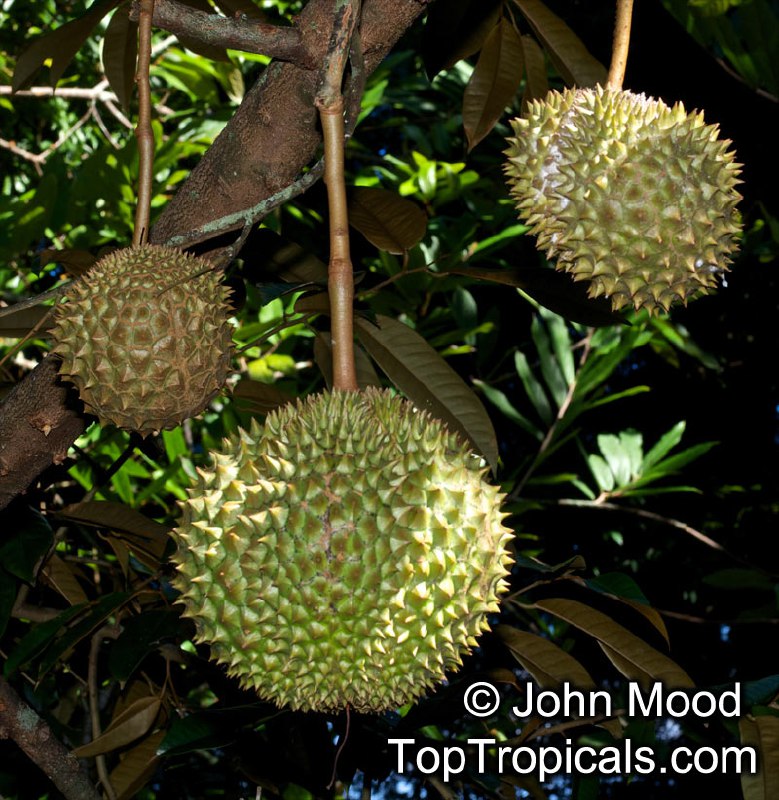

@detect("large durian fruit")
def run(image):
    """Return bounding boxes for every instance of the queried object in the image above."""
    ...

[504,85,742,313]
[50,245,233,435]
[172,388,513,713]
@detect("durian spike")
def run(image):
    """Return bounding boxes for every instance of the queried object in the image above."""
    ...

[606,0,634,91]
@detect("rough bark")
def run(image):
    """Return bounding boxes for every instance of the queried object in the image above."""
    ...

[0,676,102,800]
[0,355,87,510]
[0,0,430,510]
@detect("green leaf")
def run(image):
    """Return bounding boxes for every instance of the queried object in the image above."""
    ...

[597,433,632,487]
[109,610,183,682]
[348,187,427,254]
[509,0,607,87]
[514,351,552,425]
[474,379,542,440]
[542,308,575,385]
[642,421,686,471]
[587,453,614,492]
[0,572,17,641]
[531,315,568,408]
[38,592,132,676]
[157,705,275,756]
[586,573,650,605]
[702,569,776,592]
[0,506,54,583]
[4,605,84,677]
[12,0,123,91]
[355,314,499,471]
[462,18,524,151]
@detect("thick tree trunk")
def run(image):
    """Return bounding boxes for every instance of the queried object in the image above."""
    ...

[0,0,429,510]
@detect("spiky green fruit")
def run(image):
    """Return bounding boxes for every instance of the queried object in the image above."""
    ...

[50,245,233,435]
[504,85,742,313]
[172,388,513,713]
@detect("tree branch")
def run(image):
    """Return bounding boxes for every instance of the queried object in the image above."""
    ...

[0,0,430,510]
[133,0,155,246]
[0,676,102,800]
[129,0,314,66]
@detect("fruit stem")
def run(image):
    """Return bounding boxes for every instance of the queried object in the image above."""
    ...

[606,0,634,90]
[316,0,360,392]
[133,0,155,246]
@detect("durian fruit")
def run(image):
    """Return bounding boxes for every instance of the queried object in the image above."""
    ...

[172,388,513,713]
[50,245,233,435]
[504,85,742,313]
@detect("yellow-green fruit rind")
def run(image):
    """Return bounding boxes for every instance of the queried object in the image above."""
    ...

[172,389,513,713]
[50,245,233,435]
[504,86,742,313]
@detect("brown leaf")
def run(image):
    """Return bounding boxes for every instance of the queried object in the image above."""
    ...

[313,332,382,390]
[12,0,123,91]
[40,554,88,606]
[535,598,693,688]
[293,291,330,315]
[0,306,53,338]
[72,696,161,757]
[510,0,606,87]
[463,18,524,151]
[740,715,779,800]
[448,266,625,327]
[348,188,427,254]
[520,34,548,109]
[232,378,293,415]
[110,728,167,800]
[422,0,503,78]
[102,5,138,111]
[40,247,99,277]
[355,314,498,471]
[59,501,170,569]
[497,625,596,688]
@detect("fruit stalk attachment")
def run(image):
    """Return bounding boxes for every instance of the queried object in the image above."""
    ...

[607,0,634,90]
[316,0,360,391]
[133,0,155,245]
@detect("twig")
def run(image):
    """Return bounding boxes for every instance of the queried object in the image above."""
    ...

[509,330,595,500]
[556,498,763,570]
[129,0,313,66]
[133,0,155,246]
[606,0,634,90]
[0,284,69,320]
[0,676,102,800]
[88,625,121,800]
[166,160,325,251]
[316,0,360,392]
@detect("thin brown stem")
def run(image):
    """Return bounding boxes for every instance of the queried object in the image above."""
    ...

[133,0,155,247]
[606,0,634,90]
[557,498,764,571]
[88,625,121,800]
[509,330,595,500]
